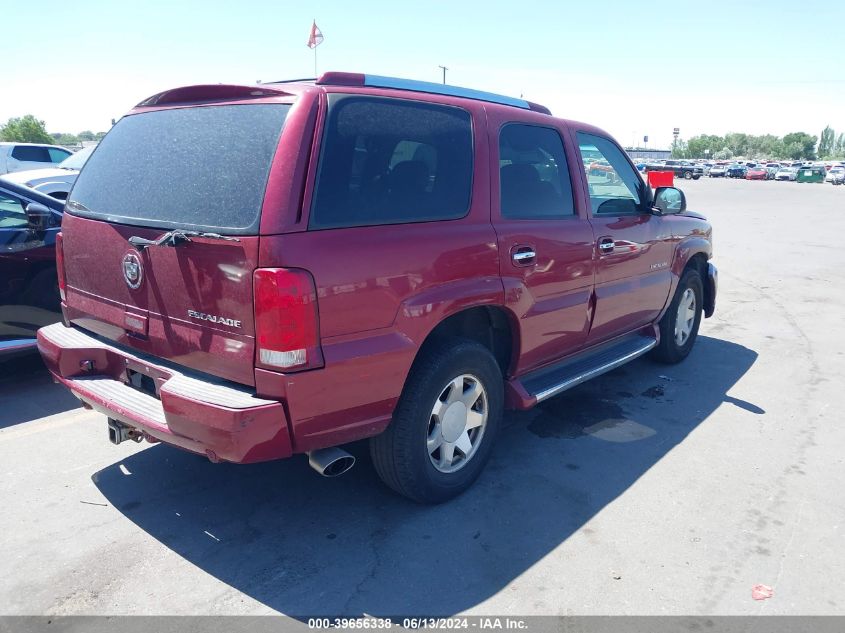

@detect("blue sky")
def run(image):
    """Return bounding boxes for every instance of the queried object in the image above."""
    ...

[4,0,844,148]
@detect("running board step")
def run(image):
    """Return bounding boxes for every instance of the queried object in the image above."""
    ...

[522,334,657,403]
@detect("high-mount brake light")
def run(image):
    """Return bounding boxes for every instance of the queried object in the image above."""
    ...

[253,268,322,371]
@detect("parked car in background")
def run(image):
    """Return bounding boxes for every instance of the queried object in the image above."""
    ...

[645,160,703,180]
[708,164,727,177]
[727,163,747,178]
[775,166,798,181]
[831,170,845,185]
[0,142,72,175]
[0,180,64,357]
[745,166,769,180]
[765,164,780,179]
[824,166,844,183]
[36,73,716,503]
[0,146,95,200]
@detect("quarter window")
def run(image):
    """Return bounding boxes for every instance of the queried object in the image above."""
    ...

[499,124,574,218]
[310,96,473,229]
[48,148,72,163]
[576,132,646,215]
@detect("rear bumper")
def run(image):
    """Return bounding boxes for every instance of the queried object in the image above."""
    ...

[704,263,718,318]
[36,323,292,463]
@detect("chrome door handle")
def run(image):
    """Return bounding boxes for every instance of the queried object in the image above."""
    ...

[512,249,536,263]
[598,238,615,254]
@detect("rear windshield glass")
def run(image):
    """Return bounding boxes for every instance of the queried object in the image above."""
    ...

[68,103,291,234]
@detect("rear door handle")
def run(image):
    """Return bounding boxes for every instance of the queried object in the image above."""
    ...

[598,237,615,254]
[511,246,536,266]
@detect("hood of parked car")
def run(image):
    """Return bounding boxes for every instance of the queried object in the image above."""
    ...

[1,167,78,187]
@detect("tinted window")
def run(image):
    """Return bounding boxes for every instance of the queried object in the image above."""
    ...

[11,146,51,162]
[576,132,646,215]
[310,96,473,229]
[0,190,28,228]
[48,148,71,163]
[499,124,574,219]
[68,104,291,234]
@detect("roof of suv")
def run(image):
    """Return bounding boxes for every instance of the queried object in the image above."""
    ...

[134,71,553,116]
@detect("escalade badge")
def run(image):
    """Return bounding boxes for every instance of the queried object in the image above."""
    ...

[187,310,242,328]
[122,251,143,290]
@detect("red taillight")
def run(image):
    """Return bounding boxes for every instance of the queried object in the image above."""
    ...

[253,268,322,371]
[56,232,66,302]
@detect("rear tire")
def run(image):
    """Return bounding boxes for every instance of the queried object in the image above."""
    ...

[370,338,503,504]
[652,267,703,364]
[684,171,693,180]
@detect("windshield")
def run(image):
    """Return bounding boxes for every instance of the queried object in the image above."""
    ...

[68,103,291,234]
[59,145,96,170]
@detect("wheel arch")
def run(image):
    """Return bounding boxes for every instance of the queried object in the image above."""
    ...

[411,304,518,379]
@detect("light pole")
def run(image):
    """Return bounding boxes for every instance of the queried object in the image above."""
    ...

[438,65,448,85]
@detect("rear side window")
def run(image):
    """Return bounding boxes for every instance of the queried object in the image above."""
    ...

[310,96,473,229]
[68,104,291,234]
[499,124,574,218]
[11,146,51,162]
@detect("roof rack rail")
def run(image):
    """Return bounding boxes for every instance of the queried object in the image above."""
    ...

[263,78,317,85]
[315,72,551,115]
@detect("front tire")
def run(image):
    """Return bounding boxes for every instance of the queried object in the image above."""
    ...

[370,338,503,504]
[652,267,703,364]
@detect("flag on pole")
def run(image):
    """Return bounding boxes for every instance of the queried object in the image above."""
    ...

[307,21,324,48]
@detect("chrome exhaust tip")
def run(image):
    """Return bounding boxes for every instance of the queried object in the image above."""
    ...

[307,447,356,477]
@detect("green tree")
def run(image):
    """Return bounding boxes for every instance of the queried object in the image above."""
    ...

[782,132,817,160]
[836,133,845,157]
[51,132,79,146]
[77,130,95,142]
[687,134,725,159]
[670,138,689,159]
[724,133,750,158]
[0,115,53,143]
[818,126,836,158]
[747,134,783,159]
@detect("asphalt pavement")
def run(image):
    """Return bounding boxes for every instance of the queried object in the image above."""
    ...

[1,177,843,616]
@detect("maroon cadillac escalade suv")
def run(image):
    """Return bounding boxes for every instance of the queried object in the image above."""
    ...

[38,73,717,503]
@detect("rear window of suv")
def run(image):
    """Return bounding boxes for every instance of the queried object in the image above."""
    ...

[310,96,473,229]
[67,104,291,234]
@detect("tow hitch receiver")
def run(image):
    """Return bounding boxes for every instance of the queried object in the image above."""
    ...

[107,418,143,445]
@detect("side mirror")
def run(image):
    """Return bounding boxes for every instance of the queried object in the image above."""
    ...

[25,202,53,230]
[652,187,686,215]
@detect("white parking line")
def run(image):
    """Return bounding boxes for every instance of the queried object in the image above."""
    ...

[0,408,91,442]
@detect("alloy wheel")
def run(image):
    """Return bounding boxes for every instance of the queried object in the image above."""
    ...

[427,374,488,474]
